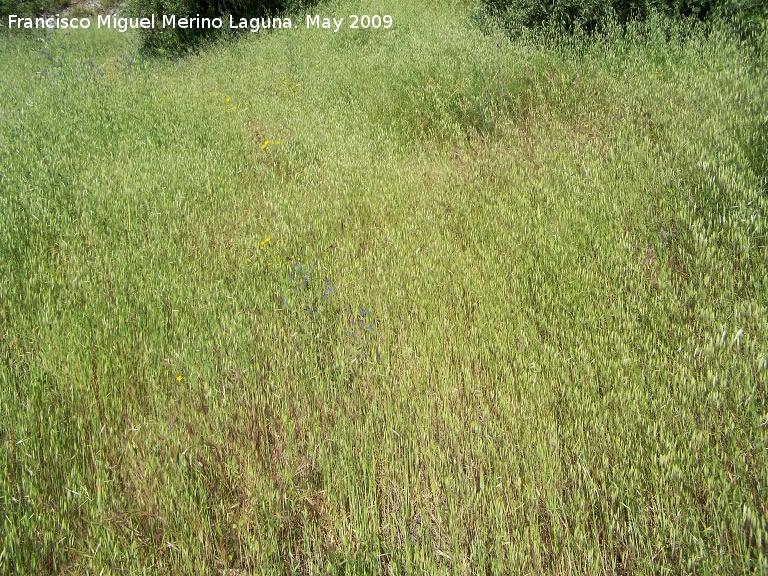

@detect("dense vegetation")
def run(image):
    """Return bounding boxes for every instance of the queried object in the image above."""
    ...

[481,0,768,34]
[123,0,313,54]
[1,0,766,573]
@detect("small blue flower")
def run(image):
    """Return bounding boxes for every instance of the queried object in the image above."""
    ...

[322,282,336,298]
[360,309,371,317]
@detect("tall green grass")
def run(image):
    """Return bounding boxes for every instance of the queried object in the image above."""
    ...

[1,2,766,573]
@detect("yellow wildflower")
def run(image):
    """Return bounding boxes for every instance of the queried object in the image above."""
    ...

[176,375,183,382]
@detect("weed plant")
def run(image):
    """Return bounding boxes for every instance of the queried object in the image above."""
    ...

[0,2,766,573]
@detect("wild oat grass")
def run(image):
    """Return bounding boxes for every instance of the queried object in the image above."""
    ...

[0,3,766,573]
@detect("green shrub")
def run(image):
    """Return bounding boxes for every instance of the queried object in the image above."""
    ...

[124,0,311,54]
[725,0,768,43]
[481,0,760,35]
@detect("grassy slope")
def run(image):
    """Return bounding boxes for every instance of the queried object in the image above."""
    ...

[1,2,767,573]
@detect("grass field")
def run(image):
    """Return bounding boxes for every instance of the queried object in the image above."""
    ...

[1,1,767,573]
